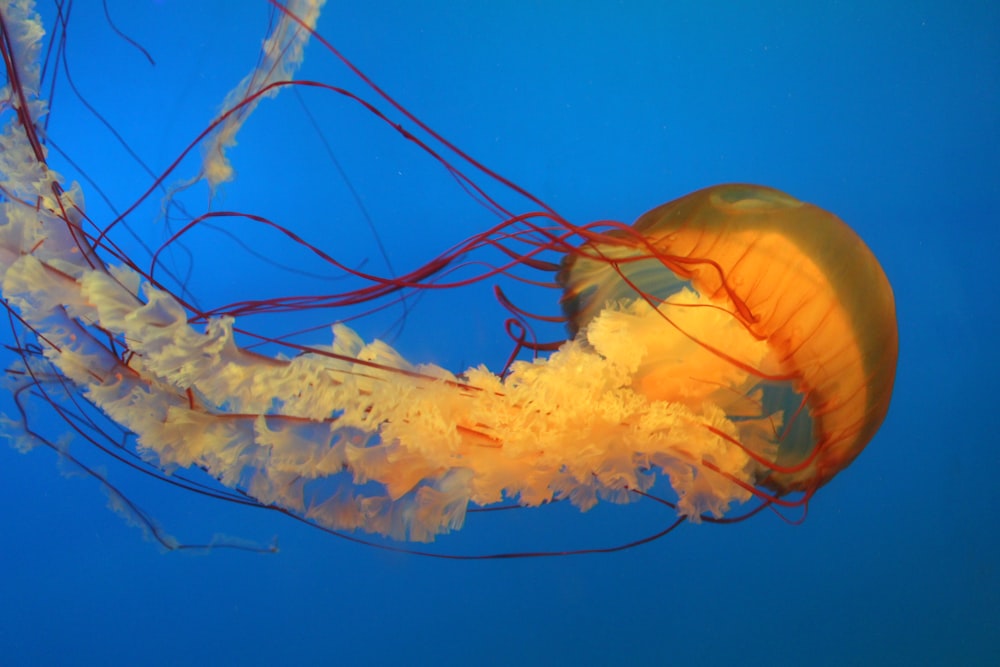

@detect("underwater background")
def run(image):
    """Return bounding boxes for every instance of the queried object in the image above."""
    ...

[0,1,997,665]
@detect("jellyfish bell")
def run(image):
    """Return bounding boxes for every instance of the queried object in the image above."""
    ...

[560,184,898,502]
[0,1,898,554]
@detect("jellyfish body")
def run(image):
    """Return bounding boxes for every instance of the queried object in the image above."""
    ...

[0,2,897,545]
[560,184,898,497]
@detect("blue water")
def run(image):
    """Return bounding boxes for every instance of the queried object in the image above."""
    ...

[0,2,996,665]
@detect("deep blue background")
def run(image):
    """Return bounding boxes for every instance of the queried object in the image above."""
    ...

[1,1,997,665]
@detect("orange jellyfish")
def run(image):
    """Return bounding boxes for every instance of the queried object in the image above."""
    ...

[0,1,897,552]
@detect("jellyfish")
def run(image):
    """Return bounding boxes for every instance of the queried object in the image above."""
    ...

[0,1,897,549]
